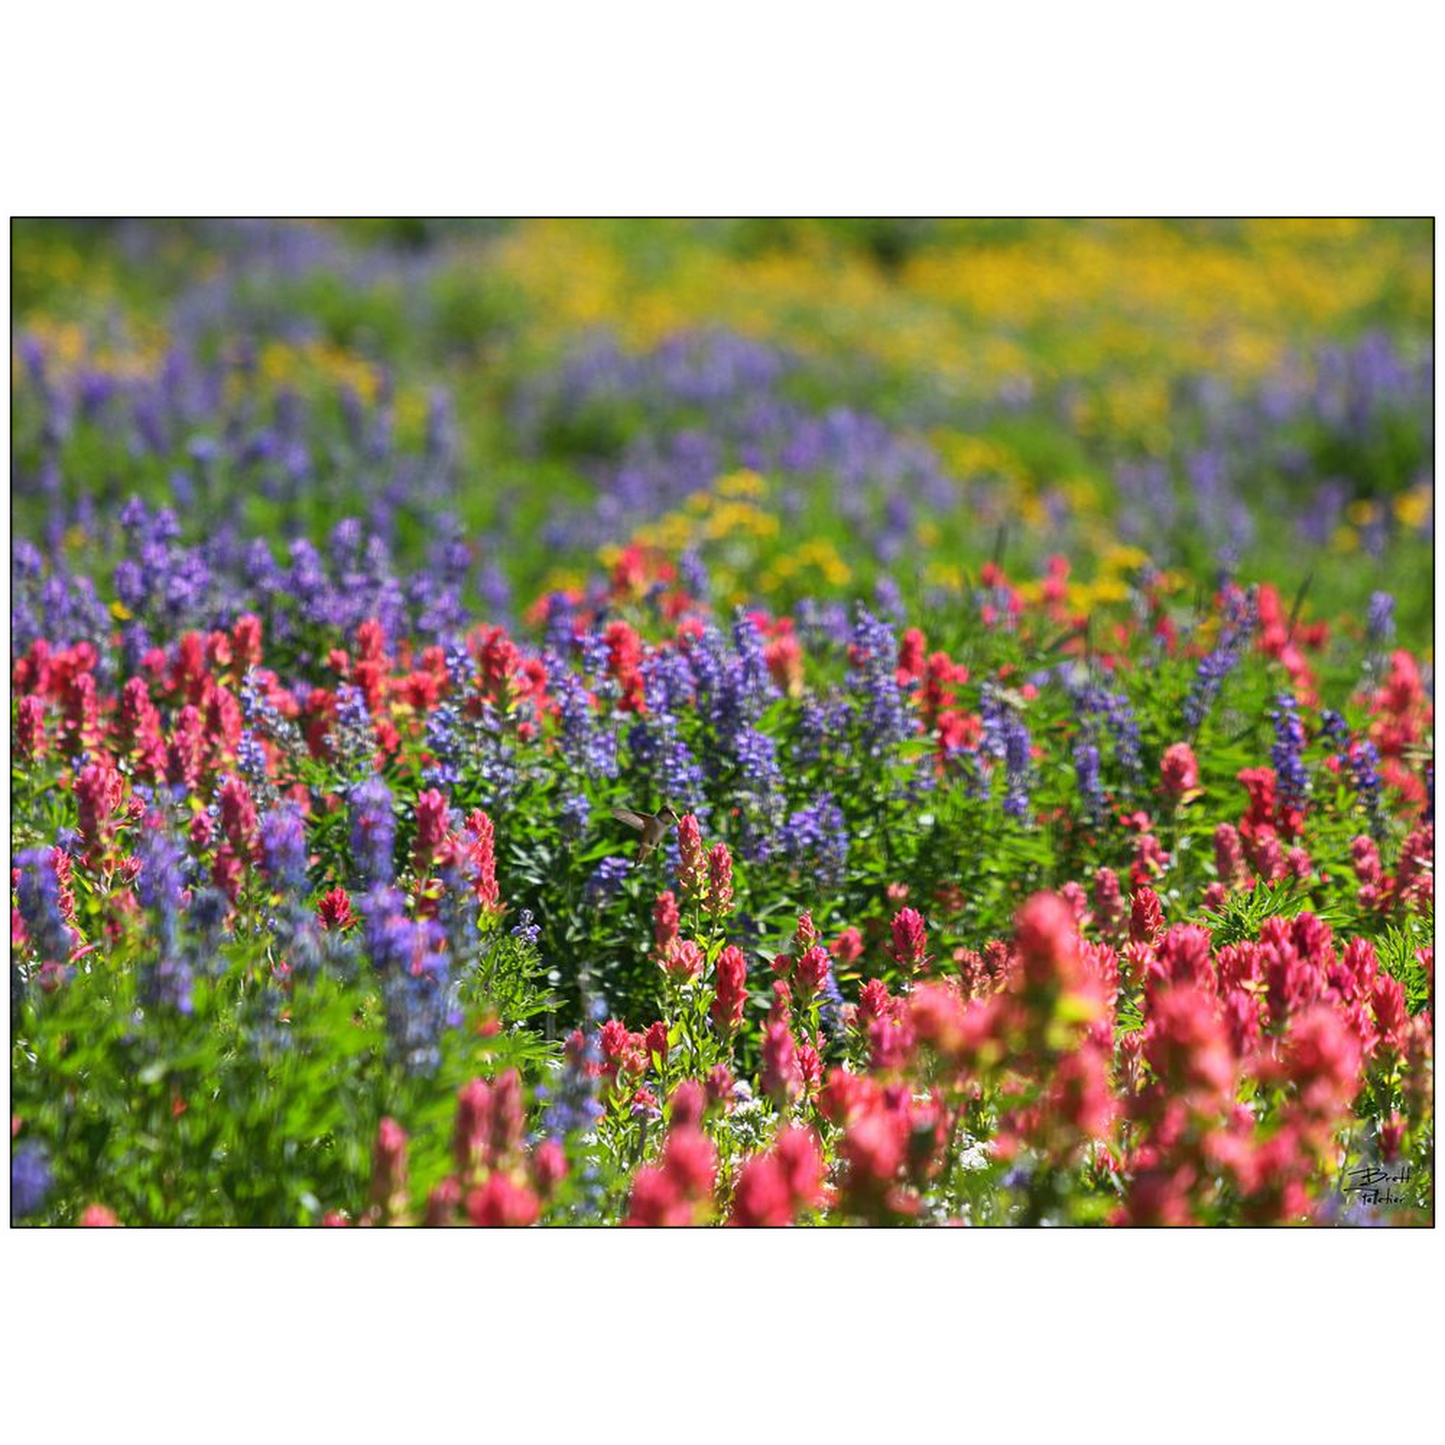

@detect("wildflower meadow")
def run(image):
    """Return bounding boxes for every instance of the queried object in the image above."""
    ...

[9,218,1434,1227]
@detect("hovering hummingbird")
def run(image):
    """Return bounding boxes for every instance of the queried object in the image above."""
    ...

[611,804,680,862]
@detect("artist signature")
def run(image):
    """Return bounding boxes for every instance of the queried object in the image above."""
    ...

[1338,1162,1417,1208]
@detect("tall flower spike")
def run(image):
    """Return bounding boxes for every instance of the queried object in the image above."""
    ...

[676,813,706,904]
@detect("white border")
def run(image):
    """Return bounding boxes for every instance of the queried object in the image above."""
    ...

[4,2,1441,1437]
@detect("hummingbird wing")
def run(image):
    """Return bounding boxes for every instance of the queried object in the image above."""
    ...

[612,807,649,832]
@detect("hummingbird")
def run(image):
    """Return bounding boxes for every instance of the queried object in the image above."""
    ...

[611,804,680,862]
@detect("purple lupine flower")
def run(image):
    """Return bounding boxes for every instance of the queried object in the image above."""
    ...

[384,941,452,1074]
[135,826,193,1014]
[422,701,463,790]
[956,743,991,802]
[679,547,709,600]
[509,908,542,947]
[1366,591,1396,646]
[477,559,512,622]
[1115,460,1177,545]
[542,594,578,656]
[1320,709,1352,760]
[540,1003,606,1140]
[136,826,184,948]
[816,966,847,1037]
[693,620,771,751]
[328,517,365,569]
[794,693,854,766]
[14,849,74,965]
[1067,673,1142,789]
[359,886,407,965]
[113,558,148,612]
[12,538,45,583]
[1073,734,1104,824]
[11,1143,52,1221]
[775,793,849,887]
[240,668,302,752]
[557,672,618,778]
[259,806,309,894]
[659,737,707,812]
[1270,694,1310,818]
[873,573,905,623]
[850,606,909,757]
[1348,738,1386,840]
[731,609,777,713]
[797,597,853,652]
[577,626,612,677]
[1101,690,1143,783]
[1184,584,1257,732]
[733,725,782,791]
[424,390,456,466]
[473,701,520,808]
[584,856,632,906]
[327,683,375,776]
[350,777,396,887]
[416,583,465,640]
[626,715,661,773]
[1296,478,1348,546]
[235,730,272,800]
[443,638,474,691]
[627,653,707,813]
[1323,708,1386,835]
[556,789,590,839]
[432,854,482,979]
[359,885,452,1074]
[188,885,229,943]
[981,685,1032,821]
[120,621,154,675]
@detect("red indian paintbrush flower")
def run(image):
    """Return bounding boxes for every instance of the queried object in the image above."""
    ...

[1213,823,1248,890]
[16,694,46,758]
[1092,866,1125,940]
[705,842,734,917]
[454,1079,492,1183]
[676,813,706,903]
[461,810,501,914]
[668,1079,706,1129]
[761,1019,803,1107]
[413,788,450,876]
[317,887,354,931]
[889,907,929,974]
[856,978,892,1025]
[1130,886,1163,946]
[75,760,124,852]
[424,1177,463,1226]
[731,1126,827,1226]
[533,1139,568,1197]
[1161,741,1201,800]
[1143,985,1235,1098]
[467,1174,540,1227]
[795,944,832,1001]
[218,774,258,853]
[653,890,680,955]
[625,1125,717,1226]
[661,939,704,984]
[705,1064,735,1108]
[370,1117,409,1223]
[1014,891,1085,994]
[712,945,749,1033]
